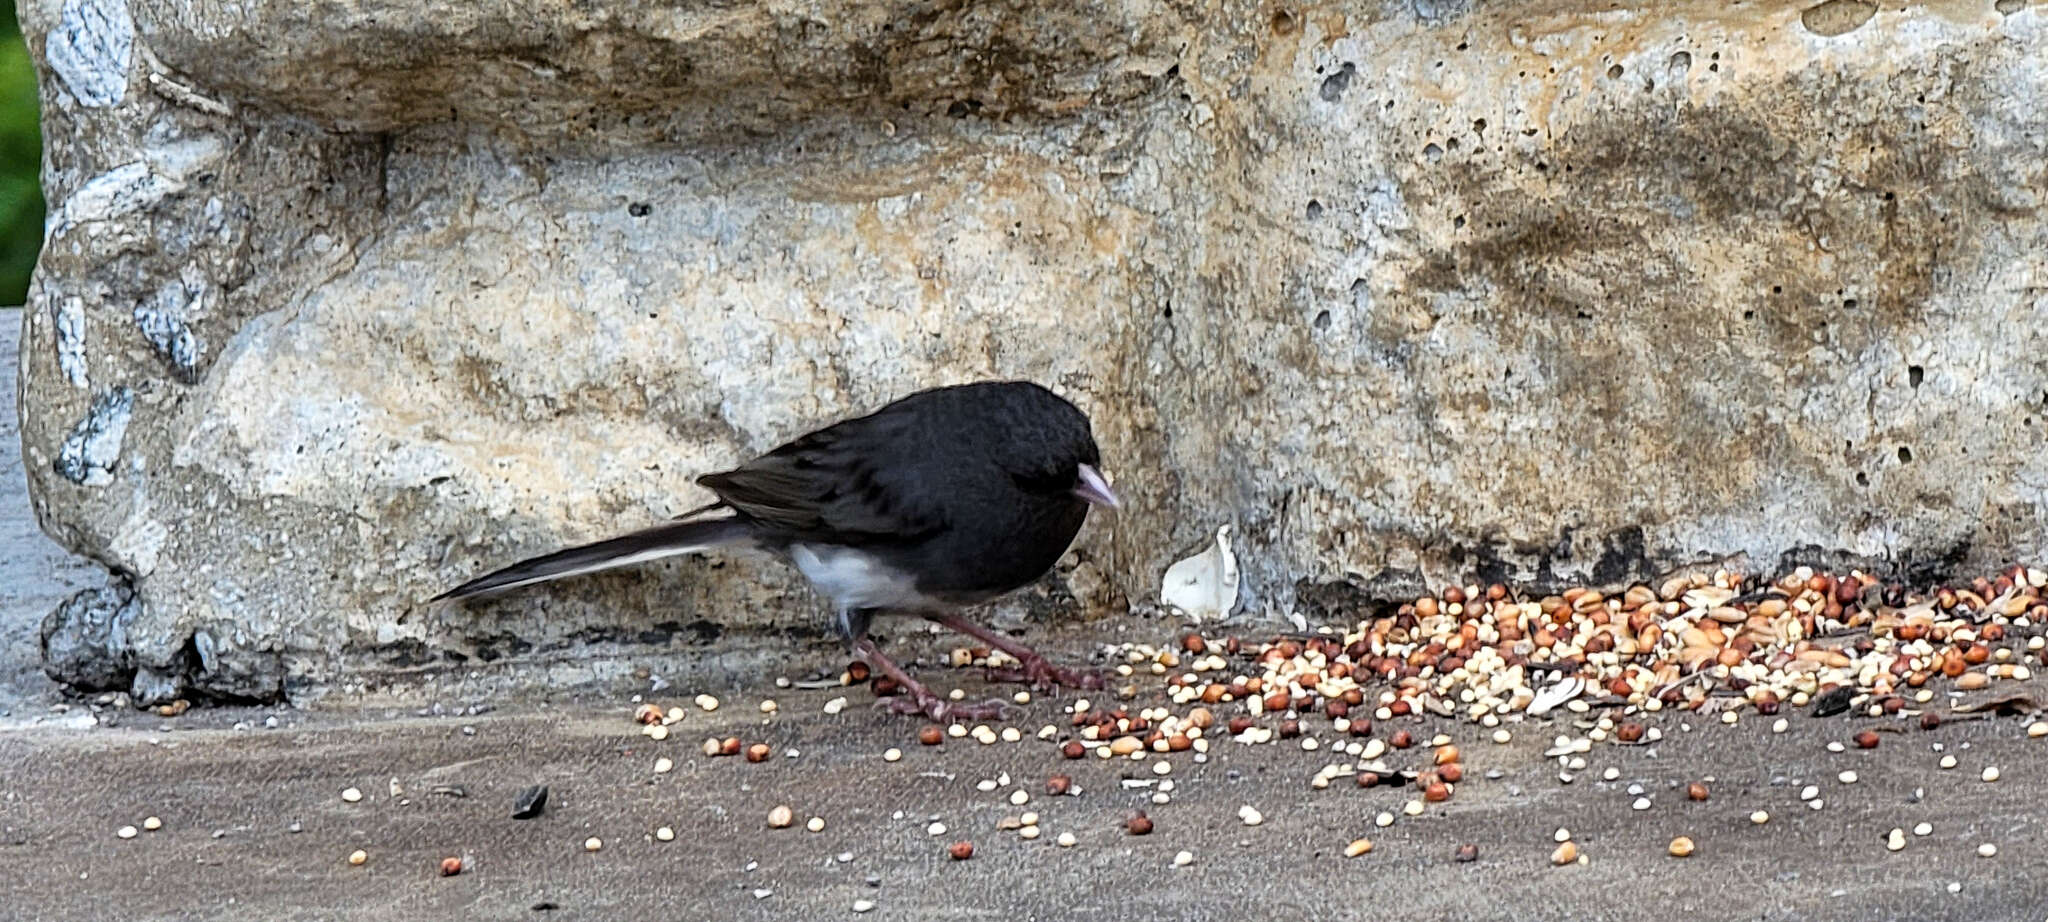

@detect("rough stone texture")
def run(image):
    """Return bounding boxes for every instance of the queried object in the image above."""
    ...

[2,310,103,713]
[16,0,2048,702]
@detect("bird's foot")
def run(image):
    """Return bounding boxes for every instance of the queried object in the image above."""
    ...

[878,692,1008,722]
[985,656,1106,692]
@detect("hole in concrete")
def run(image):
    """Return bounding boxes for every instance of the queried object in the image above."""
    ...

[1314,309,1333,330]
[1908,365,1924,388]
[1898,445,1914,463]
[1606,64,1624,79]
[1319,62,1356,102]
[1670,51,1692,73]
[1422,143,1443,162]
[1306,199,1323,220]
[1856,471,1870,486]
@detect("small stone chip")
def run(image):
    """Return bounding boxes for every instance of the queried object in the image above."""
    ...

[512,785,549,820]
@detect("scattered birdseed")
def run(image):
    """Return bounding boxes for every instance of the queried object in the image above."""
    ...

[1057,832,1077,847]
[853,899,877,913]
[1173,850,1194,867]
[2028,721,2048,739]
[1551,841,1578,865]
[927,822,947,837]
[1001,727,1023,743]
[655,757,674,774]
[1554,828,1572,843]
[656,827,675,841]
[1403,800,1425,817]
[948,725,967,738]
[1492,730,1512,744]
[1887,829,1907,852]
[1345,838,1373,858]
[1011,790,1030,806]
[695,695,719,712]
[347,850,368,866]
[1602,767,1621,782]
[759,699,778,714]
[142,817,161,832]
[1631,797,1651,811]
[1977,843,1998,858]
[883,748,902,763]
[1668,836,1694,858]
[1800,785,1819,801]
[1238,805,1264,826]
[341,788,363,803]
[1914,823,1932,836]
[115,826,137,840]
[1939,755,1958,770]
[1772,719,1789,734]
[824,697,847,715]
[1375,812,1395,828]
[1751,811,1771,825]
[806,817,826,833]
[1981,766,2001,783]
[584,837,603,852]
[768,806,794,828]
[1838,771,1859,785]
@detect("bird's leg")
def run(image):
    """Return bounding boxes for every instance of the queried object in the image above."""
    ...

[923,613,1105,691]
[852,637,1006,721]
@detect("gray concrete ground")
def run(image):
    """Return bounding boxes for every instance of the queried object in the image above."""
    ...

[2,308,103,717]
[5,308,2047,921]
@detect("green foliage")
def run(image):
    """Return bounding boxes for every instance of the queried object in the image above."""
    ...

[0,6,42,306]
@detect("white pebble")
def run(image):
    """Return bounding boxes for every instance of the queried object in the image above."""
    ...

[1800,785,1819,801]
[1152,761,1172,776]
[1019,825,1041,840]
[1826,742,1845,753]
[1887,828,1906,851]
[1010,790,1030,806]
[1631,797,1651,811]
[853,899,877,913]
[1020,812,1039,826]
[1001,727,1023,743]
[1914,823,1932,836]
[115,826,137,840]
[340,788,362,803]
[823,697,847,715]
[977,779,998,792]
[1403,800,1424,816]
[656,826,675,841]
[927,822,947,836]
[1750,811,1770,825]
[654,757,674,774]
[2027,721,2048,739]
[1238,805,1264,826]
[1772,718,1788,734]
[1602,767,1620,782]
[1375,812,1394,828]
[1492,729,1512,744]
[1553,827,1572,843]
[1939,755,1958,769]
[1977,843,1998,858]
[1838,771,1858,785]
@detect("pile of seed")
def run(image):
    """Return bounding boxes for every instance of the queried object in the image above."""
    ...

[1146,566,2046,727]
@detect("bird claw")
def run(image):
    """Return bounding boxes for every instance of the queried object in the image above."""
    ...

[985,659,1106,692]
[879,694,1007,722]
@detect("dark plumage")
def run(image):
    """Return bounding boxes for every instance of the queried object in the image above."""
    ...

[434,380,1120,719]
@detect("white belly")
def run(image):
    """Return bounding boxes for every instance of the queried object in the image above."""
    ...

[789,544,936,613]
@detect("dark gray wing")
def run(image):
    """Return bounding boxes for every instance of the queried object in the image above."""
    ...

[696,413,947,545]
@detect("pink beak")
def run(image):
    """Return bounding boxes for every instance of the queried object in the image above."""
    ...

[1074,463,1121,509]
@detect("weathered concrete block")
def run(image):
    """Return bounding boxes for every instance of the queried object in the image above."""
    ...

[17,0,2048,702]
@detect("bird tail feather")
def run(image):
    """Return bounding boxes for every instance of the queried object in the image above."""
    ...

[431,517,751,602]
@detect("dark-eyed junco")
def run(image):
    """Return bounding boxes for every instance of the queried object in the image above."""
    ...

[434,380,1120,720]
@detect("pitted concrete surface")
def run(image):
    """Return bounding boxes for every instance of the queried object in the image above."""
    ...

[3,670,2045,922]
